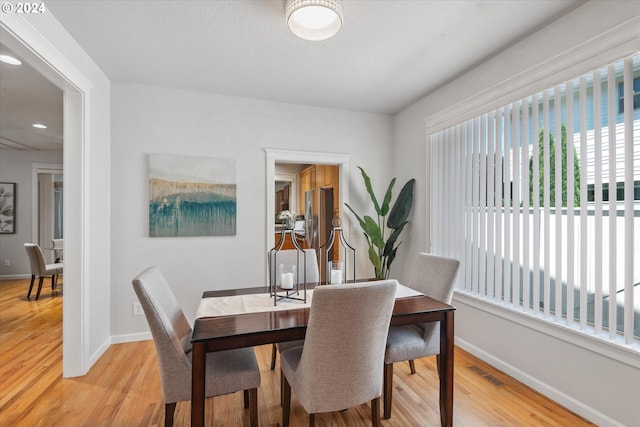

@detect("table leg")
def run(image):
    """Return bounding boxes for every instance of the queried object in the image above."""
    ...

[191,342,205,427]
[439,311,454,427]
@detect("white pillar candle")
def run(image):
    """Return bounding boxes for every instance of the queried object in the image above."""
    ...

[330,269,343,284]
[281,272,294,289]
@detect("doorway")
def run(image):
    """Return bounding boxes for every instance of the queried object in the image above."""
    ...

[2,20,91,377]
[32,165,63,263]
[266,149,351,281]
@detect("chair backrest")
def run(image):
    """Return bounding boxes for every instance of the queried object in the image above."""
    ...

[294,280,397,414]
[52,238,63,261]
[270,248,320,284]
[406,253,459,304]
[24,243,48,276]
[131,266,194,403]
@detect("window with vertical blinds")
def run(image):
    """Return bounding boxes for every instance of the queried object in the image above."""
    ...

[430,53,640,347]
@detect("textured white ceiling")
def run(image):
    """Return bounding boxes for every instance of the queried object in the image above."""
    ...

[1,0,583,151]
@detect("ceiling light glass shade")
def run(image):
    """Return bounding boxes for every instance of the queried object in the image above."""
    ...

[286,0,343,41]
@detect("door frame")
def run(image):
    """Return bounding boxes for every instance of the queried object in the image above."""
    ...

[265,149,351,280]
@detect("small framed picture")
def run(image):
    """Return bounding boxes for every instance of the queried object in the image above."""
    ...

[0,182,16,234]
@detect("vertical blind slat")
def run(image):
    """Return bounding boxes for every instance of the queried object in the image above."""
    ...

[594,69,603,334]
[623,57,635,344]
[543,90,551,317]
[566,80,575,327]
[512,102,521,308]
[522,98,531,311]
[554,86,563,321]
[579,75,589,330]
[466,121,473,292]
[495,108,504,302]
[607,64,617,339]
[504,108,512,303]
[532,97,541,314]
[472,119,480,293]
[487,111,496,299]
[480,115,487,295]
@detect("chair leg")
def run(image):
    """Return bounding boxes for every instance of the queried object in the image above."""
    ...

[164,402,176,427]
[27,275,35,299]
[282,371,292,427]
[383,362,393,419]
[270,343,277,370]
[51,274,57,290]
[408,359,416,374]
[244,389,249,408]
[280,369,284,406]
[371,396,381,427]
[308,413,315,427]
[249,388,258,427]
[35,277,45,300]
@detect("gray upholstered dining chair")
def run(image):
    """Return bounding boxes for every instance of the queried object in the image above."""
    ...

[280,280,397,427]
[52,238,63,263]
[383,253,459,419]
[269,248,320,371]
[24,243,63,300]
[132,266,261,427]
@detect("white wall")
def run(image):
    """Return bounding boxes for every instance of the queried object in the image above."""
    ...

[110,82,394,340]
[0,149,63,276]
[394,2,640,425]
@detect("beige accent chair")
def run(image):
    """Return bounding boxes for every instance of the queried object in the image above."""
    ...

[132,266,261,427]
[383,253,459,419]
[269,248,320,371]
[24,243,63,300]
[280,280,398,427]
[52,238,63,263]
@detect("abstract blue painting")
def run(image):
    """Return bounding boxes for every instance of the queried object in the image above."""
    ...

[149,154,236,237]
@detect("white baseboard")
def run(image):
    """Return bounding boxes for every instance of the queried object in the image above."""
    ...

[88,337,111,368]
[111,331,152,344]
[455,338,624,427]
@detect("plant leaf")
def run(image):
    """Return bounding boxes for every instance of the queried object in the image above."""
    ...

[344,202,366,229]
[358,166,382,215]
[383,221,407,257]
[362,215,384,249]
[368,245,382,278]
[387,179,415,229]
[379,178,396,216]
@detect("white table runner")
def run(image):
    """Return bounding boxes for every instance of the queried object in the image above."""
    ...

[196,283,422,319]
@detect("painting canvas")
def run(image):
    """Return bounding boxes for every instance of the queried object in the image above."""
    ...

[0,182,15,234]
[149,154,236,237]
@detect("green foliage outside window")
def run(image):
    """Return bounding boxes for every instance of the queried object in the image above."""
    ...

[528,124,581,207]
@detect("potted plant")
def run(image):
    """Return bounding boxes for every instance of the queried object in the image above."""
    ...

[345,167,415,279]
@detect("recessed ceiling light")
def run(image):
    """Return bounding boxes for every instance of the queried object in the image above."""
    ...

[0,54,22,65]
[32,123,47,129]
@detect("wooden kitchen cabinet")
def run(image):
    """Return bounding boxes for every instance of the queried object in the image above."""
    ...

[298,164,340,220]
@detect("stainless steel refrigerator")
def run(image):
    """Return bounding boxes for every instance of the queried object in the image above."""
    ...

[304,187,334,281]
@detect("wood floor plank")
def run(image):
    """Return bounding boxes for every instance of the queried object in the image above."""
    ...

[0,278,595,426]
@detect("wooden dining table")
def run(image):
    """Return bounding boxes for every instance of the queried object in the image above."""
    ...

[190,284,455,427]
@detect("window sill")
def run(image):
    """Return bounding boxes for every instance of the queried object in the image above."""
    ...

[453,290,640,369]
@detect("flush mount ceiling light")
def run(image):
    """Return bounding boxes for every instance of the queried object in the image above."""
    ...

[0,54,22,65]
[286,0,343,41]
[32,123,47,129]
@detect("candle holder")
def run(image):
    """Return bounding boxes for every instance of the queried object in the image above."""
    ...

[269,229,308,306]
[320,217,356,285]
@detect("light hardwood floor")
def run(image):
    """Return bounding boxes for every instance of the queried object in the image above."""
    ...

[0,278,594,427]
